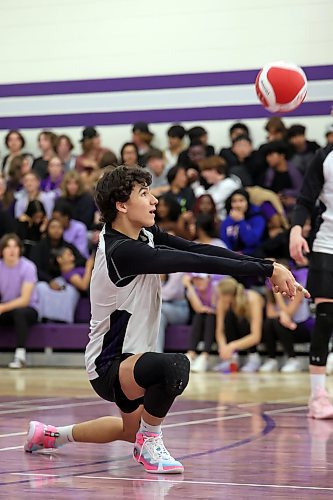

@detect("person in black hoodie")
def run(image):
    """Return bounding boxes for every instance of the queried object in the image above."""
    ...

[287,124,320,176]
[29,218,86,290]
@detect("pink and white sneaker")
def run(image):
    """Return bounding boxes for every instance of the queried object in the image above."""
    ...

[308,389,333,419]
[133,432,184,474]
[24,420,59,452]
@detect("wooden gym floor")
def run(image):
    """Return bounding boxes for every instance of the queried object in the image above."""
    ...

[1,368,333,499]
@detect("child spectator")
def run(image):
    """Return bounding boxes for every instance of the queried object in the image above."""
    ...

[131,122,154,165]
[183,273,219,373]
[287,124,320,175]
[220,189,266,256]
[260,265,313,373]
[219,122,250,165]
[144,149,170,196]
[215,277,264,373]
[166,165,196,212]
[0,233,39,368]
[155,192,182,234]
[187,126,215,157]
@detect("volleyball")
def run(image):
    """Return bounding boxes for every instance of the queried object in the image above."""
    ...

[255,61,308,113]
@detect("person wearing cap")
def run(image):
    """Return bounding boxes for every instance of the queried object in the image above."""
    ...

[75,127,113,173]
[132,122,154,166]
[287,124,320,175]
[164,124,186,169]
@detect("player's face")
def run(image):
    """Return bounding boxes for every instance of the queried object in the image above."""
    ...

[126,183,158,227]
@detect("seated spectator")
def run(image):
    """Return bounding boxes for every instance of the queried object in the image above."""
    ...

[32,130,57,179]
[219,122,250,165]
[2,130,26,179]
[16,200,48,257]
[260,265,313,373]
[0,233,39,368]
[215,277,264,373]
[52,200,89,258]
[58,170,96,229]
[55,134,76,171]
[264,116,288,143]
[54,247,94,293]
[187,126,215,157]
[164,124,186,169]
[98,150,118,169]
[14,171,55,219]
[183,273,218,372]
[120,142,139,168]
[287,124,320,175]
[220,189,266,256]
[195,213,225,247]
[325,124,333,145]
[246,186,289,239]
[0,208,16,238]
[155,192,182,234]
[132,122,154,165]
[262,141,303,213]
[40,156,64,194]
[192,156,241,220]
[144,149,170,196]
[7,154,33,198]
[0,174,15,213]
[178,139,207,178]
[156,271,190,353]
[75,127,112,172]
[193,193,218,218]
[226,135,259,186]
[29,218,86,287]
[166,164,196,212]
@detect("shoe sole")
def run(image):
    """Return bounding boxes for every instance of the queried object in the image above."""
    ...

[24,421,39,452]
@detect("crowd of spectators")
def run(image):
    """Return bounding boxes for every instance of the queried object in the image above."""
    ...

[1,118,333,370]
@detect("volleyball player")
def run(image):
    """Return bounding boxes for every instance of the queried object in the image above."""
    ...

[24,166,307,474]
[290,143,333,418]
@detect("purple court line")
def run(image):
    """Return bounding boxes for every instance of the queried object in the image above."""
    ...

[0,413,275,487]
[0,100,331,130]
[0,65,331,98]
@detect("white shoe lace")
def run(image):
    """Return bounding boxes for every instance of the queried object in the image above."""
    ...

[140,433,173,462]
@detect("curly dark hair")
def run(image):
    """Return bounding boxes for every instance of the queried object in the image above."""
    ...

[94,165,152,225]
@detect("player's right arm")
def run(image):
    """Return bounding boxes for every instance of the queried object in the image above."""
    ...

[290,148,326,264]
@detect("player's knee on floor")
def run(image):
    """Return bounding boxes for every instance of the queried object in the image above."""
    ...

[310,302,333,366]
[134,352,190,396]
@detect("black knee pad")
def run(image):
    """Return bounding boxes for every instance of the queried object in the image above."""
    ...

[310,302,333,366]
[163,353,190,397]
[134,352,190,396]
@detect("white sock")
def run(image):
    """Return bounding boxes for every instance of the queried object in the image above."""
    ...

[55,425,75,446]
[310,374,326,397]
[15,348,26,361]
[139,418,161,435]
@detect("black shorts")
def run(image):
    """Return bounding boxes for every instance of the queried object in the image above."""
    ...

[307,252,333,299]
[90,353,144,414]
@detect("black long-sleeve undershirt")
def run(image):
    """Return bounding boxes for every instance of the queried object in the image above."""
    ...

[106,225,274,285]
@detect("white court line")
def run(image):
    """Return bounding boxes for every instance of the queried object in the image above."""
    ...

[0,432,26,438]
[1,446,23,451]
[73,476,333,492]
[0,400,106,416]
[0,397,61,408]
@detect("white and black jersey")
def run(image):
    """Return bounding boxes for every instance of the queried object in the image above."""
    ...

[85,224,274,380]
[292,145,333,254]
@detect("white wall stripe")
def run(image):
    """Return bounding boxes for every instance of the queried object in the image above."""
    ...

[0,80,331,118]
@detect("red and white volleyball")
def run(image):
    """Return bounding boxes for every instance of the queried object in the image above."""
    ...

[255,61,308,113]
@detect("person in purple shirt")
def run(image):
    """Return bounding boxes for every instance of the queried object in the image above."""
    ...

[40,156,64,195]
[55,247,94,293]
[52,199,89,258]
[0,233,39,368]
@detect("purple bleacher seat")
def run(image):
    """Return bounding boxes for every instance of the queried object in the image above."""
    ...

[74,297,91,323]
